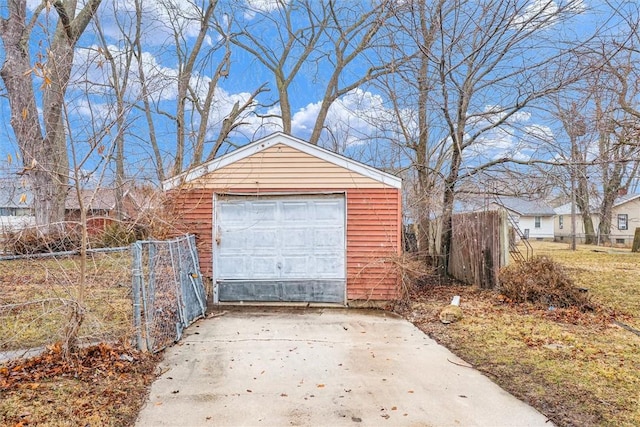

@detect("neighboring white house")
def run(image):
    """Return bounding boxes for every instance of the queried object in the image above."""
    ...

[555,193,640,246]
[488,197,556,240]
[455,196,555,240]
[0,183,35,232]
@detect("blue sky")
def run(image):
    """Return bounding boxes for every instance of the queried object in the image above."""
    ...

[0,0,636,190]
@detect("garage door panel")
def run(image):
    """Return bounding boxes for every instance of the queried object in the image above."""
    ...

[282,202,308,221]
[250,256,280,276]
[315,256,344,277]
[215,195,345,303]
[282,229,308,248]
[253,230,278,248]
[250,202,278,223]
[219,203,246,223]
[282,256,309,275]
[314,201,343,221]
[219,229,245,249]
[313,227,343,248]
[217,255,247,278]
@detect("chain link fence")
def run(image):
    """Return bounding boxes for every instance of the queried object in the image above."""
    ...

[1,234,207,361]
[132,234,207,353]
[0,247,133,359]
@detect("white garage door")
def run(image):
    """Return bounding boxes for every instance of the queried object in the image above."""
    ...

[214,194,346,303]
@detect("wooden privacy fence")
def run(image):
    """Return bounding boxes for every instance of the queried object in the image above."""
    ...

[448,209,509,289]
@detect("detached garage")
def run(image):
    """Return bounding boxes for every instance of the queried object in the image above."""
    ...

[163,132,402,305]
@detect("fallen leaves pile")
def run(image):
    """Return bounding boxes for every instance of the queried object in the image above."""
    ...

[1,342,155,391]
[0,342,160,426]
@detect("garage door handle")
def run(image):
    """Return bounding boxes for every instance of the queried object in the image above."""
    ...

[277,262,282,269]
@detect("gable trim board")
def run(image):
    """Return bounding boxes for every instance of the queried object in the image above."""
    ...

[164,133,402,305]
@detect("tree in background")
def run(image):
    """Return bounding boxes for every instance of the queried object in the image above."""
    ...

[374,0,586,272]
[0,0,102,228]
[224,0,398,146]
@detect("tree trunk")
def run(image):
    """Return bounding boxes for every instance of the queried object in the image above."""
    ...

[415,56,432,259]
[599,183,620,244]
[439,141,463,276]
[574,176,595,244]
[581,211,596,244]
[0,0,102,228]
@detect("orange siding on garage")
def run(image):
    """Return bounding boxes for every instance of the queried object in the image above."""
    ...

[346,188,401,301]
[169,185,401,302]
[168,189,215,277]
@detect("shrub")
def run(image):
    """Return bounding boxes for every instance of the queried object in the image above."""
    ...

[93,221,149,248]
[3,224,82,255]
[498,256,592,310]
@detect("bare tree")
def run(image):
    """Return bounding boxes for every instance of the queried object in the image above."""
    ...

[93,3,138,219]
[0,0,102,228]
[371,0,448,257]
[594,4,640,242]
[408,0,585,272]
[553,12,640,246]
[554,100,595,244]
[225,0,397,145]
[591,63,640,243]
[128,0,266,177]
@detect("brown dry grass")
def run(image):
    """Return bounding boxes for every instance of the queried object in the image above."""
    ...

[397,241,640,427]
[0,254,133,352]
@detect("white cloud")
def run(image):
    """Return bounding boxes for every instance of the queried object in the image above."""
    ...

[522,124,554,143]
[97,0,218,47]
[243,0,287,19]
[514,0,558,27]
[71,45,178,103]
[512,0,585,30]
[291,89,393,148]
[477,105,532,126]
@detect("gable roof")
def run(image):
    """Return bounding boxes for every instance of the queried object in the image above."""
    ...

[162,132,402,191]
[65,188,124,211]
[492,196,556,217]
[613,193,640,207]
[455,196,555,216]
[555,193,640,215]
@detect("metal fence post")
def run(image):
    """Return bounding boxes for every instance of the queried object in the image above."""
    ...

[131,242,144,351]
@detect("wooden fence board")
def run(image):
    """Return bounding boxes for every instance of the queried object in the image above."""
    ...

[448,209,508,289]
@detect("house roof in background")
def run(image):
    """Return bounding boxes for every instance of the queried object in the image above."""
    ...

[455,196,555,216]
[492,196,556,216]
[555,193,640,215]
[65,188,120,211]
[614,193,640,207]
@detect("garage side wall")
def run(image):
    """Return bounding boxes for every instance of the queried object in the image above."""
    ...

[167,189,215,277]
[346,188,401,301]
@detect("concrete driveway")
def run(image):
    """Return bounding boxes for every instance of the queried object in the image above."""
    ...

[136,308,553,427]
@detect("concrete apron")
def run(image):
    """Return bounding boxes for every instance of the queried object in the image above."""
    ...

[136,308,553,427]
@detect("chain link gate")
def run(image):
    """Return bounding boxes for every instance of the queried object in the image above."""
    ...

[132,234,207,352]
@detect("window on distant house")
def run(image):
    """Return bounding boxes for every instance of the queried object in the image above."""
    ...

[618,214,628,230]
[559,215,563,229]
[534,216,541,228]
